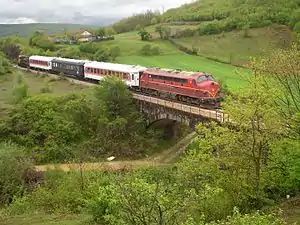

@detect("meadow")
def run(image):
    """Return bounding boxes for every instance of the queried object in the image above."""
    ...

[86,30,251,91]
[0,70,86,117]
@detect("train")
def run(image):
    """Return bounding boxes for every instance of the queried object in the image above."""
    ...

[17,54,222,109]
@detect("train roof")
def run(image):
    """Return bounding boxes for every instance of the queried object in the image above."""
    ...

[29,55,55,61]
[52,57,90,65]
[84,61,147,73]
[145,67,209,79]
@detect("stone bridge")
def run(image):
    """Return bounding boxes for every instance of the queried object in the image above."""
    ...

[133,93,230,139]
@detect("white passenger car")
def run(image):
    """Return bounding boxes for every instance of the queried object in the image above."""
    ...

[83,61,147,87]
[29,55,55,70]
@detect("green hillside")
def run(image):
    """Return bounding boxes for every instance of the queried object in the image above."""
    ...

[0,23,97,37]
[109,0,299,67]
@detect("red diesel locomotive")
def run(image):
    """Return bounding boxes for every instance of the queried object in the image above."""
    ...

[135,68,221,108]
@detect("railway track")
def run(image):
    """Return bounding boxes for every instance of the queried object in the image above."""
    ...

[13,65,229,123]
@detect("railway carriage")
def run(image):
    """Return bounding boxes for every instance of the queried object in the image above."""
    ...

[84,61,147,87]
[29,55,55,71]
[52,57,89,79]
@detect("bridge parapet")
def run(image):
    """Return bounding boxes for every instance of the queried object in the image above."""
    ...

[132,93,230,123]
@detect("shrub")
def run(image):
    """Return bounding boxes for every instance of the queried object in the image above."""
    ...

[293,21,300,33]
[139,44,161,56]
[0,142,33,206]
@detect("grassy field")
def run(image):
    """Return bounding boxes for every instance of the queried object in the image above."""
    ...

[97,28,250,91]
[117,54,249,91]
[0,70,87,116]
[173,25,294,66]
[0,213,90,225]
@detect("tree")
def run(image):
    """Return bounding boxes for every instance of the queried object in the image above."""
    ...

[91,76,155,157]
[0,36,21,61]
[186,72,285,210]
[93,48,110,62]
[137,28,151,41]
[0,53,12,75]
[109,46,121,61]
[155,25,164,39]
[105,27,116,36]
[0,142,33,205]
[95,27,106,37]
[247,44,300,130]
[28,31,55,51]
[88,171,195,225]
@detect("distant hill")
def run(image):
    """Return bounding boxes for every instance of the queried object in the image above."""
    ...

[0,23,98,37]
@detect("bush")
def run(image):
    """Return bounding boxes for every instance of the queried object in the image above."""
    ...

[0,142,33,206]
[4,94,93,163]
[293,21,300,33]
[139,44,161,56]
[0,53,12,75]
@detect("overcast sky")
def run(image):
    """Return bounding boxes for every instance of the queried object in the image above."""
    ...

[0,0,191,25]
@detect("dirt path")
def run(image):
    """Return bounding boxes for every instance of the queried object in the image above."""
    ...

[35,132,197,172]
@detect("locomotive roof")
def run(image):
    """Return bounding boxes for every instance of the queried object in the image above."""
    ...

[84,61,147,72]
[29,55,55,61]
[145,67,208,79]
[53,57,90,65]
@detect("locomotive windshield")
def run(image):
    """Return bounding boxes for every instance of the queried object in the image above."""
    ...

[197,74,215,83]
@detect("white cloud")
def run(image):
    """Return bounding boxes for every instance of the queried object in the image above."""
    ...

[0,0,190,24]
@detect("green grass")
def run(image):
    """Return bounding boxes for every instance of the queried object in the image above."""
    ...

[117,53,249,91]
[105,28,251,90]
[173,25,294,66]
[0,70,87,116]
[0,213,90,225]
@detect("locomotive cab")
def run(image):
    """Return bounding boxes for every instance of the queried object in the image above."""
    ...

[196,74,220,97]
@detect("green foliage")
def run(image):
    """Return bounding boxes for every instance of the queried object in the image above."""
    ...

[4,93,92,163]
[92,76,158,157]
[139,44,161,56]
[293,21,300,33]
[9,170,87,214]
[40,81,52,93]
[289,9,300,29]
[78,42,98,54]
[113,10,161,33]
[162,0,298,29]
[137,28,151,41]
[108,46,121,61]
[155,25,171,39]
[0,142,32,205]
[264,139,300,200]
[94,27,106,36]
[0,36,21,61]
[56,46,82,59]
[247,44,300,120]
[12,79,29,104]
[93,47,110,62]
[2,76,161,163]
[0,53,12,75]
[93,46,121,62]
[208,208,287,225]
[28,31,55,51]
